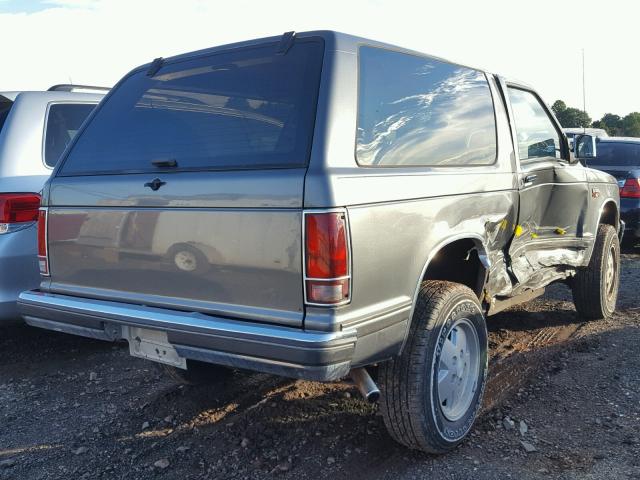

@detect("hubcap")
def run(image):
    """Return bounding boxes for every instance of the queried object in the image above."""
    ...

[437,318,480,422]
[174,250,198,272]
[605,244,617,303]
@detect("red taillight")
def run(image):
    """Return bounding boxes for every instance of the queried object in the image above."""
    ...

[620,178,640,198]
[0,193,40,224]
[37,209,49,276]
[304,211,350,305]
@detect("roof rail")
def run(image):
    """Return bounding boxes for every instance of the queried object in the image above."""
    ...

[48,84,110,93]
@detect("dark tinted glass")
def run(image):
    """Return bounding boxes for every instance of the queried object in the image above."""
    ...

[356,47,496,167]
[44,103,96,167]
[0,98,13,135]
[59,40,324,175]
[594,142,640,167]
[508,88,561,161]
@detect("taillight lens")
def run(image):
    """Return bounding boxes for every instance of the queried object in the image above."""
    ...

[37,209,49,276]
[0,193,40,224]
[620,178,640,198]
[304,211,350,305]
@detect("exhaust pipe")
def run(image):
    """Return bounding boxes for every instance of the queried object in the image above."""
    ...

[350,367,380,403]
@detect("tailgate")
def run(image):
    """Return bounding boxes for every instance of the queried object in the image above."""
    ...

[46,171,305,326]
[42,36,325,328]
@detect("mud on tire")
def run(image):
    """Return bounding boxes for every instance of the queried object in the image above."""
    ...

[378,281,488,454]
[571,224,620,320]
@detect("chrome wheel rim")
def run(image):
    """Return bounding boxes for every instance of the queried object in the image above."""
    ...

[605,244,617,302]
[174,250,197,272]
[437,318,480,422]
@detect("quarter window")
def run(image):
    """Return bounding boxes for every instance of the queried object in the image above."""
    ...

[44,103,97,167]
[356,46,497,167]
[507,88,561,162]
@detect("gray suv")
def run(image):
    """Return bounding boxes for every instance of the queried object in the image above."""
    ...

[18,32,621,453]
[0,85,105,321]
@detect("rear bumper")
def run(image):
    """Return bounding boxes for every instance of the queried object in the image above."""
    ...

[17,291,357,381]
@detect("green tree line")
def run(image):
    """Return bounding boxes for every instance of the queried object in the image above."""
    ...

[551,100,640,137]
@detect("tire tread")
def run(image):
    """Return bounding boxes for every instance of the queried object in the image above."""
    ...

[379,280,484,453]
[572,224,619,320]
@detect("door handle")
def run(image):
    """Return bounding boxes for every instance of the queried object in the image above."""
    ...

[523,174,538,186]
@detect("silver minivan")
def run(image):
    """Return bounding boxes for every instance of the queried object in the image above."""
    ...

[0,85,105,321]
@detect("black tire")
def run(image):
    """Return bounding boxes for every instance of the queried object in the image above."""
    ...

[378,281,488,453]
[571,224,620,320]
[159,360,233,385]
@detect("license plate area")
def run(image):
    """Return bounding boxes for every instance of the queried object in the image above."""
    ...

[125,326,187,369]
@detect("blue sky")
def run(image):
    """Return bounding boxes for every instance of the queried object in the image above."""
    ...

[0,1,48,13]
[0,0,93,13]
[0,1,59,13]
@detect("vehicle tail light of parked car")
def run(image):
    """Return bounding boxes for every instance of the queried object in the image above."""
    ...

[37,208,49,275]
[0,193,41,234]
[620,178,640,198]
[304,211,350,305]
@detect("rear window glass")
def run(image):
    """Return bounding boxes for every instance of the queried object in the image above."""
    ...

[594,142,640,167]
[356,46,497,167]
[59,39,324,175]
[44,103,96,167]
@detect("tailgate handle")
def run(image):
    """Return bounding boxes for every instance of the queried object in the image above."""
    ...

[151,158,178,168]
[144,178,166,191]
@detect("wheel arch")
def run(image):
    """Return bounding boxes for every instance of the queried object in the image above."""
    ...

[398,234,490,354]
[598,198,619,230]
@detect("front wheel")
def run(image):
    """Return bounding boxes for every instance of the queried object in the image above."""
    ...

[572,224,620,320]
[378,281,488,453]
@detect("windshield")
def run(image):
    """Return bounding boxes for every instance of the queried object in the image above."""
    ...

[593,142,640,167]
[59,38,324,175]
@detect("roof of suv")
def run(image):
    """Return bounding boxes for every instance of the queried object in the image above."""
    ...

[0,90,105,103]
[134,30,499,80]
[597,137,640,144]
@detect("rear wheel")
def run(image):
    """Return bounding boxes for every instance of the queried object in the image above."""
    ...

[160,360,233,385]
[572,224,620,320]
[378,281,488,453]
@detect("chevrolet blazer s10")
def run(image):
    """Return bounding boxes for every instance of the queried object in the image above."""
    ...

[18,31,621,453]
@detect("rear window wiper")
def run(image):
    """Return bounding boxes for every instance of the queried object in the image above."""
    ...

[151,158,178,168]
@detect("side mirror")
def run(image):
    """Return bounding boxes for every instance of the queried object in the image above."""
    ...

[574,134,597,162]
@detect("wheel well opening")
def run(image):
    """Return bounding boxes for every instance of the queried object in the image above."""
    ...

[600,201,618,228]
[423,239,487,299]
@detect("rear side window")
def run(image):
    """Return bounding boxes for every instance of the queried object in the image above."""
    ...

[59,39,324,176]
[44,103,96,167]
[356,46,497,167]
[507,88,561,162]
[0,97,13,135]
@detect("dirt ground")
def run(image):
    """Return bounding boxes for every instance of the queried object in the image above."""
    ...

[1,245,639,480]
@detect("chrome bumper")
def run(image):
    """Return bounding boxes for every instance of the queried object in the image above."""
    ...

[18,291,357,381]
